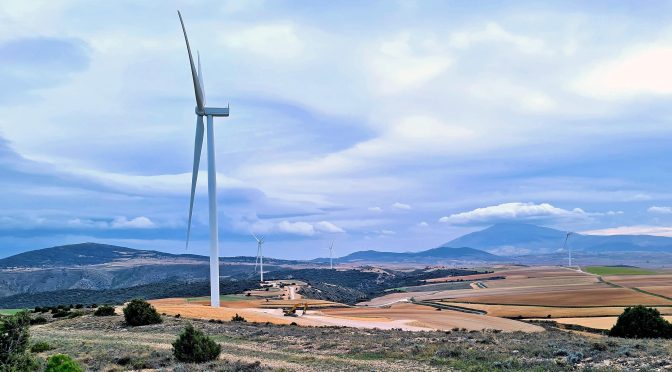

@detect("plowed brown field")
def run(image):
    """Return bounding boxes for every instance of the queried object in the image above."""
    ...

[447,287,672,306]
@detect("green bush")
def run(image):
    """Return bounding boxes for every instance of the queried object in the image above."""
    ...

[67,311,84,319]
[610,305,672,338]
[0,311,38,371]
[30,341,53,353]
[52,310,71,318]
[30,316,48,325]
[172,324,222,363]
[123,299,162,326]
[45,354,84,372]
[93,305,116,316]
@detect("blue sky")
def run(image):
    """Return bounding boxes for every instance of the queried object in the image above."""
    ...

[3,0,672,259]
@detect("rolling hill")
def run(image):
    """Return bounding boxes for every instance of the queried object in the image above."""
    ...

[332,246,500,264]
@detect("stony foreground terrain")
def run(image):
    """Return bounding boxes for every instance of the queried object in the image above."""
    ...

[30,314,672,371]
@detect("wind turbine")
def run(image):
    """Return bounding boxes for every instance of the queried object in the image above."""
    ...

[563,232,573,267]
[252,233,265,283]
[328,241,334,269]
[179,11,230,308]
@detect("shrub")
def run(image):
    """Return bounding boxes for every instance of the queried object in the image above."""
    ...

[52,310,71,318]
[33,307,42,313]
[609,305,672,339]
[231,313,246,322]
[172,324,222,363]
[67,311,84,319]
[94,305,116,316]
[30,316,48,325]
[45,354,84,372]
[0,311,38,370]
[30,341,53,353]
[123,299,162,326]
[74,304,83,309]
[89,304,98,309]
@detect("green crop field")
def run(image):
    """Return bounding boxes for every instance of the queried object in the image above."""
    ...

[0,309,24,315]
[585,266,657,275]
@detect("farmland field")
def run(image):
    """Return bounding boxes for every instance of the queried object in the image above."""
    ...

[549,315,672,330]
[0,308,23,315]
[186,294,249,302]
[584,266,657,275]
[442,287,672,306]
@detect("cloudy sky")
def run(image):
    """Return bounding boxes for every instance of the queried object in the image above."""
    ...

[2,0,672,259]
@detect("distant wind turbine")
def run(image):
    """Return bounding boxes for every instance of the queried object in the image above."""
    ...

[563,232,573,267]
[179,11,230,308]
[252,233,265,283]
[328,241,335,269]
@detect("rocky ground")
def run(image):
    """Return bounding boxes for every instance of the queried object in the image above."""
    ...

[27,312,672,371]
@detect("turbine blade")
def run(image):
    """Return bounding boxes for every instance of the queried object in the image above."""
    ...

[186,116,205,249]
[251,232,260,243]
[198,51,206,104]
[177,11,205,112]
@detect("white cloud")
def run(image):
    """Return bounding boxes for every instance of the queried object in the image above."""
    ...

[648,206,672,214]
[314,221,345,233]
[220,23,304,59]
[110,216,155,229]
[276,220,315,236]
[392,202,412,210]
[449,22,547,54]
[417,221,429,227]
[582,225,672,237]
[369,32,451,94]
[574,43,672,99]
[368,206,382,212]
[439,202,588,225]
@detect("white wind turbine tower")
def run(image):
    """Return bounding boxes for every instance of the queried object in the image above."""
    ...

[179,11,230,308]
[563,232,573,267]
[328,241,335,269]
[252,233,265,283]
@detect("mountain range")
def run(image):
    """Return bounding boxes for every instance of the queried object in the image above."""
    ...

[3,223,672,299]
[445,223,672,256]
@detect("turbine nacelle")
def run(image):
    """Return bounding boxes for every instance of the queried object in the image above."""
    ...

[196,106,230,117]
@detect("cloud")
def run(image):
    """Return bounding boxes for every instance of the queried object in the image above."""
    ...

[392,202,411,210]
[314,221,346,233]
[417,221,429,227]
[220,23,303,59]
[369,32,451,94]
[648,206,672,214]
[276,220,315,236]
[0,37,90,102]
[368,206,382,212]
[574,43,672,99]
[110,216,155,229]
[439,202,589,225]
[449,22,547,54]
[582,225,672,237]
